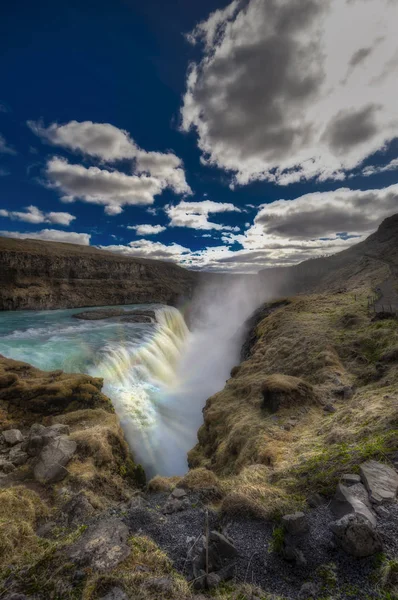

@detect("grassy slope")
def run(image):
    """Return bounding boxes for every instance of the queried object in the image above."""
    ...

[188,292,398,518]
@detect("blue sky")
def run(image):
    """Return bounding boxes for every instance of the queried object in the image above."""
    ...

[0,0,397,272]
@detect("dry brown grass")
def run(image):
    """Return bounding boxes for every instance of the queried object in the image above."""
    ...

[82,536,190,600]
[189,291,398,514]
[53,408,142,505]
[0,356,113,422]
[0,486,49,569]
[147,475,182,492]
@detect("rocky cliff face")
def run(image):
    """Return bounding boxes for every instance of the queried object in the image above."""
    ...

[0,237,198,311]
[260,213,398,296]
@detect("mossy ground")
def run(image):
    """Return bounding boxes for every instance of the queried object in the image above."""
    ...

[188,291,398,518]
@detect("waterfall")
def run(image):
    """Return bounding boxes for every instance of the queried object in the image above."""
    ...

[88,306,190,473]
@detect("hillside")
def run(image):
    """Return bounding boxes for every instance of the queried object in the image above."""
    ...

[260,213,398,297]
[0,237,198,311]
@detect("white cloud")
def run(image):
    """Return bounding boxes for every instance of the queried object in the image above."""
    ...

[101,183,398,272]
[45,157,164,215]
[251,183,398,239]
[135,151,191,195]
[165,199,240,230]
[0,205,75,226]
[0,134,16,155]
[181,0,398,186]
[28,120,138,161]
[361,158,398,177]
[101,239,191,262]
[0,229,90,245]
[29,120,191,197]
[127,223,166,236]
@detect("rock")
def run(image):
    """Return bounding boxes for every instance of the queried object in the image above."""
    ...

[374,505,390,518]
[2,429,23,445]
[163,497,189,514]
[307,493,326,508]
[9,445,28,466]
[34,437,77,483]
[36,521,57,538]
[323,403,336,413]
[360,460,398,504]
[299,582,319,599]
[171,487,187,499]
[330,514,382,557]
[283,546,307,566]
[341,474,361,486]
[0,458,16,474]
[43,423,70,439]
[209,531,238,560]
[282,512,308,535]
[206,572,221,589]
[26,435,45,457]
[66,518,130,571]
[63,492,94,525]
[29,423,46,437]
[99,588,128,600]
[283,419,299,431]
[334,385,354,400]
[331,484,376,526]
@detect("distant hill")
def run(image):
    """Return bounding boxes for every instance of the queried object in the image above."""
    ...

[0,237,197,311]
[260,213,398,296]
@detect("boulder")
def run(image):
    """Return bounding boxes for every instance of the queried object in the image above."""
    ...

[330,514,382,557]
[0,458,16,474]
[2,429,23,445]
[283,546,307,566]
[331,484,376,526]
[341,474,361,486]
[9,444,28,466]
[282,512,308,535]
[29,423,46,437]
[171,487,187,499]
[42,424,70,439]
[189,530,237,587]
[66,518,130,571]
[163,497,190,514]
[62,492,94,525]
[26,435,45,457]
[34,437,77,483]
[209,531,238,560]
[206,572,221,589]
[360,460,398,504]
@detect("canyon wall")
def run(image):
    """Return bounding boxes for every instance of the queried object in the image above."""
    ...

[0,237,198,311]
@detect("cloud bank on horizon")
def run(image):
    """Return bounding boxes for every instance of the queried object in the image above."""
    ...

[0,0,397,272]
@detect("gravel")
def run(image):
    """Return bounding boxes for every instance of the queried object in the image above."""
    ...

[122,492,398,600]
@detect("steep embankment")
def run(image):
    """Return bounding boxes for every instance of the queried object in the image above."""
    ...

[260,213,398,296]
[0,237,197,311]
[190,293,398,510]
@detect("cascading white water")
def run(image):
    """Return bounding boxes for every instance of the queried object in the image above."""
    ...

[88,306,192,474]
[0,277,267,477]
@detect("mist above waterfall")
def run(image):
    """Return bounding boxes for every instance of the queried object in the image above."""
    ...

[0,276,268,478]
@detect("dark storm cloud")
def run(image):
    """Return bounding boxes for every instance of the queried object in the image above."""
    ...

[349,46,373,68]
[183,0,327,163]
[323,104,380,155]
